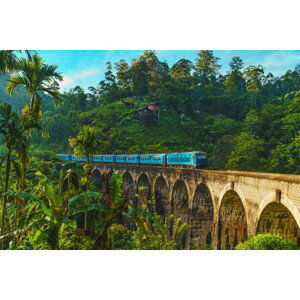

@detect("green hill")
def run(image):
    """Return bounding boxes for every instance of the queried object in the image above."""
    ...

[32,97,241,170]
[1,50,299,174]
[0,74,55,114]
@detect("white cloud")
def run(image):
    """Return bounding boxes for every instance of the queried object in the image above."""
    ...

[59,68,100,91]
[260,51,300,75]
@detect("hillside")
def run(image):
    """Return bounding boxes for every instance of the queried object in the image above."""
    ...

[31,93,299,174]
[1,50,299,174]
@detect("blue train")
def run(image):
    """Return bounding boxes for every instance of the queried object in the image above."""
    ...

[57,151,208,168]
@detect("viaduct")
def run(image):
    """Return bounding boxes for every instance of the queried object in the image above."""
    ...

[90,164,300,249]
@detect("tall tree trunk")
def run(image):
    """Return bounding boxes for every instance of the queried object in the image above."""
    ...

[84,157,90,231]
[1,149,11,249]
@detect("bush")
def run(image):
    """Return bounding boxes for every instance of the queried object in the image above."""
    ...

[107,224,134,250]
[31,148,58,161]
[235,233,299,250]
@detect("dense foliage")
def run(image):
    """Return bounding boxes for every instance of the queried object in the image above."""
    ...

[0,50,299,250]
[1,50,297,173]
[235,233,299,250]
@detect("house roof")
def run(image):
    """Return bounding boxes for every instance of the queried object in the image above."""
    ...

[137,102,160,111]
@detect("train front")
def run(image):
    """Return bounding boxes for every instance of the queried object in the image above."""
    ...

[195,151,208,167]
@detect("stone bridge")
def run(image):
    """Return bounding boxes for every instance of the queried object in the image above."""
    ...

[90,164,300,249]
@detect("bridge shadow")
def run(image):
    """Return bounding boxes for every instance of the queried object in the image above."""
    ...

[218,190,248,250]
[191,183,214,249]
[90,169,103,190]
[256,202,300,245]
[171,179,189,224]
[154,176,168,219]
[137,173,151,210]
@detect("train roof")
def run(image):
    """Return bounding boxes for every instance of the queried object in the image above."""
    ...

[57,151,208,157]
[140,153,166,156]
[168,151,207,154]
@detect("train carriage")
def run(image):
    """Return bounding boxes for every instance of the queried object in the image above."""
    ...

[71,154,87,163]
[125,154,140,164]
[150,154,166,165]
[57,154,71,161]
[116,155,126,164]
[92,155,103,163]
[140,154,152,165]
[102,155,116,163]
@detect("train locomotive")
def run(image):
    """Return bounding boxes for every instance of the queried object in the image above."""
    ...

[57,151,208,168]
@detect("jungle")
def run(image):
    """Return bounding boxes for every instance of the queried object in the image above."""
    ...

[0,50,299,250]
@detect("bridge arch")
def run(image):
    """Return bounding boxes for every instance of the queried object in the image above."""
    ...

[107,169,114,180]
[171,179,189,223]
[154,176,169,218]
[256,192,300,230]
[191,183,214,248]
[137,173,151,209]
[122,171,135,205]
[256,202,300,245]
[90,168,103,190]
[218,190,248,249]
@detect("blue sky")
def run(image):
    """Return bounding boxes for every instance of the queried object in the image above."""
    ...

[36,50,300,91]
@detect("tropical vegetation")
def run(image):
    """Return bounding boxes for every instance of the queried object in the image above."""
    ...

[235,234,299,250]
[0,50,299,250]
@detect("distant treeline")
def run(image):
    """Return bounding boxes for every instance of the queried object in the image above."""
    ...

[2,50,299,174]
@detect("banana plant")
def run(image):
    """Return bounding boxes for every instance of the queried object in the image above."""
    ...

[125,195,190,250]
[68,191,104,231]
[5,171,76,249]
[92,172,130,249]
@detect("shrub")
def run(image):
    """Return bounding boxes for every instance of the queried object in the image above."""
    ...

[107,224,133,250]
[31,148,58,161]
[235,233,299,250]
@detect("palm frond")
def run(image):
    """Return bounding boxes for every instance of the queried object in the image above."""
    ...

[6,191,52,217]
[0,50,18,73]
[42,87,61,108]
[6,74,31,96]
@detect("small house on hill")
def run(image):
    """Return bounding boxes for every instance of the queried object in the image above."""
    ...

[137,102,160,124]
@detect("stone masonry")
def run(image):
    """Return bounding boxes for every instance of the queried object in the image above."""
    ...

[90,164,300,249]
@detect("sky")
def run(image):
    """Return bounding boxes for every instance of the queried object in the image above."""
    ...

[35,50,300,91]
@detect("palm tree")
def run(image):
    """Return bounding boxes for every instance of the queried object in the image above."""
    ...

[0,103,29,245]
[6,53,63,120]
[92,172,130,249]
[69,126,101,164]
[0,50,34,74]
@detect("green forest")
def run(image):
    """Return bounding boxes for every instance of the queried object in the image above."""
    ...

[1,50,299,173]
[0,50,299,250]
